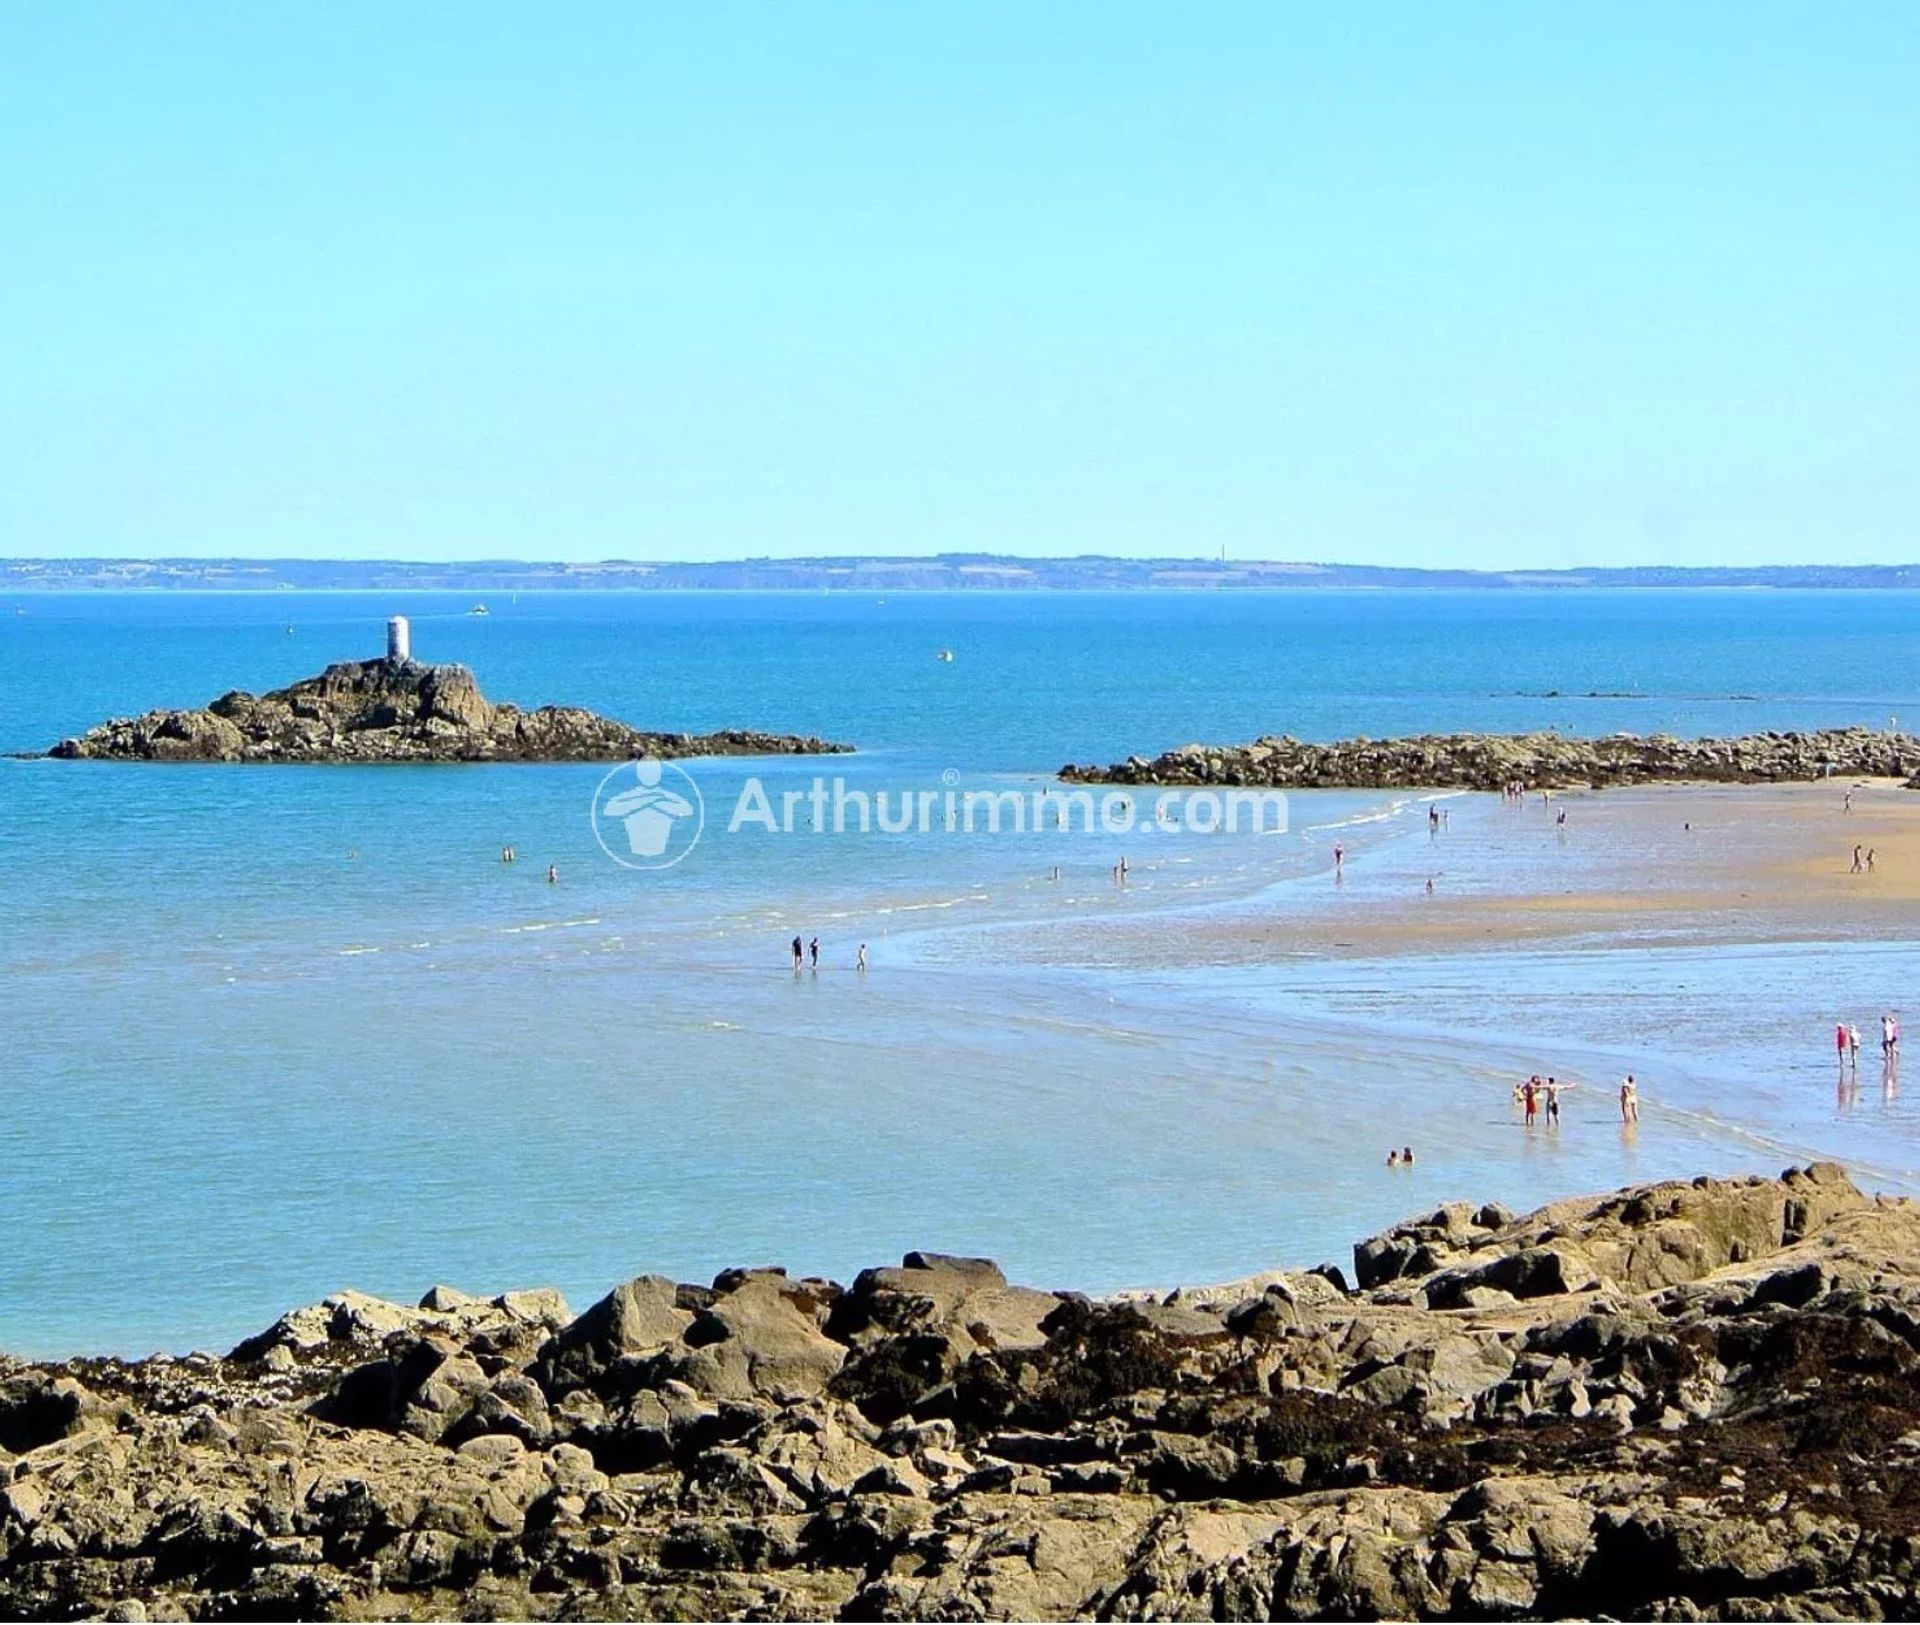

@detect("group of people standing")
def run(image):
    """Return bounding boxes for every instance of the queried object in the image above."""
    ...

[1834,1014,1899,1072]
[791,935,868,974]
[1516,1074,1567,1125]
[1514,1072,1640,1125]
[500,845,560,885]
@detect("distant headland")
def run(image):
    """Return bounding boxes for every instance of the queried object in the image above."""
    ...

[5,555,1920,592]
[39,618,849,764]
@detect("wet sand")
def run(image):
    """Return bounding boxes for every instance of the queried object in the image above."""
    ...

[1028,779,1920,966]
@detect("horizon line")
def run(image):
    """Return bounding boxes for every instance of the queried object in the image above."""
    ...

[6,553,1920,575]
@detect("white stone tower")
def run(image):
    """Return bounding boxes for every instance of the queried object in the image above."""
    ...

[386,615,411,663]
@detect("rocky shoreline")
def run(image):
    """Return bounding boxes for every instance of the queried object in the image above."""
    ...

[5,1162,1919,1619]
[40,658,850,764]
[1060,726,1920,792]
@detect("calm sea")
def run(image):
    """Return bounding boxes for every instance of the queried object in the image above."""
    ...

[3,588,1918,1354]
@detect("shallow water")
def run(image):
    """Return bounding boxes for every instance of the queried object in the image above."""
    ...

[2,588,1917,1354]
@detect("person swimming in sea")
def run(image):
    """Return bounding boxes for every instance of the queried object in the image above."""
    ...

[546,864,558,884]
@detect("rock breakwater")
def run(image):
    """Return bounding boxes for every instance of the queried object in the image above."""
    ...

[1060,726,1919,792]
[43,658,850,764]
[5,1163,1920,1618]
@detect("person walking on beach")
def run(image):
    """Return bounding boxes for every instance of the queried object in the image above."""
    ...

[791,935,804,971]
[1522,1077,1539,1126]
[1845,790,1854,814]
[1850,1025,1863,1070]
[1867,848,1876,874]
[1333,842,1344,877]
[1838,1022,1853,1069]
[1884,1013,1900,1058]
[856,943,868,973]
[808,936,820,970]
[1852,844,1864,873]
[1545,1078,1562,1125]
[1620,1075,1639,1123]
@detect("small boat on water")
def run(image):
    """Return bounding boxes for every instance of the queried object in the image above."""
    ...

[935,648,955,663]
[469,603,490,616]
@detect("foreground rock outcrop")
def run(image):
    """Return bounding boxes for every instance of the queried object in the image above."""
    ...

[1061,727,1918,791]
[43,659,850,764]
[6,1164,1920,1619]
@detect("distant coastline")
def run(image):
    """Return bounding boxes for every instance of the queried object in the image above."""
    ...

[5,555,1920,592]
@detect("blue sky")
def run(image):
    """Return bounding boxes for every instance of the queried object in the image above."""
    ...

[2,3,1915,566]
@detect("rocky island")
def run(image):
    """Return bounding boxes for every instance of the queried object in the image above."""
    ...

[5,1162,1919,1619]
[1061,726,1920,792]
[42,642,849,765]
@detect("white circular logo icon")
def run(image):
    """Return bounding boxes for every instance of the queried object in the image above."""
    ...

[591,757,704,870]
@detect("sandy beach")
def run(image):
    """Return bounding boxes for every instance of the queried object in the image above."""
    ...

[1025,778,1920,966]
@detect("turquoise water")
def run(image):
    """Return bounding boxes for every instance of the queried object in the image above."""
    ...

[3,589,1918,1355]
